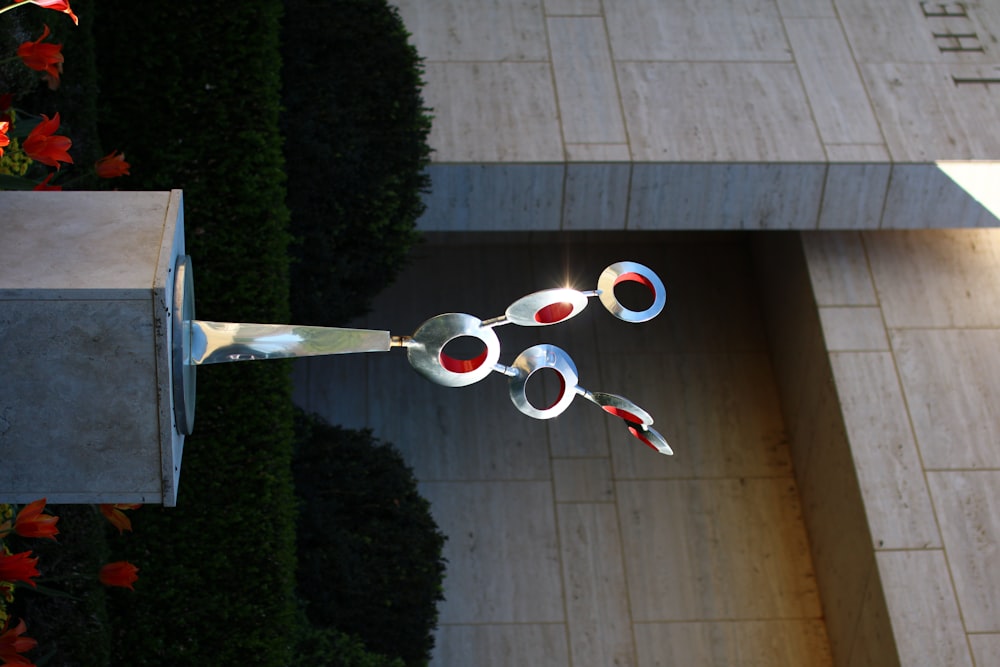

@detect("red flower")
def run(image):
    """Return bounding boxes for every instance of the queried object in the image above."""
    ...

[23,113,72,168]
[99,561,139,590]
[17,25,64,90]
[13,498,59,540]
[0,552,39,588]
[99,503,141,533]
[0,619,37,665]
[32,173,61,191]
[14,0,78,25]
[0,121,9,159]
[94,151,130,179]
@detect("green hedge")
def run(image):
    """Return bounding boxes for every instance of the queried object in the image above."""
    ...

[293,413,446,667]
[92,2,298,664]
[281,0,432,326]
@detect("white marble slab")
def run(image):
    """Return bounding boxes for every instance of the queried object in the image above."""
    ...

[876,550,974,666]
[863,229,1000,328]
[818,163,891,229]
[776,0,837,18]
[819,306,889,351]
[802,231,878,305]
[604,0,792,61]
[927,471,1000,634]
[543,0,601,14]
[547,17,627,145]
[421,481,564,623]
[785,18,884,145]
[829,352,941,550]
[616,479,821,621]
[393,0,549,61]
[617,63,825,161]
[557,504,636,667]
[634,620,833,666]
[431,624,570,667]
[970,634,1000,667]
[892,329,1000,469]
[627,164,825,229]
[564,143,631,162]
[421,63,563,162]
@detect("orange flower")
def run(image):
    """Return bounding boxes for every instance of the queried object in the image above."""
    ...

[23,113,72,168]
[99,561,139,590]
[33,173,61,191]
[17,25,64,90]
[14,0,78,25]
[0,552,39,588]
[0,619,37,665]
[94,150,130,179]
[99,503,141,533]
[13,498,59,540]
[0,121,9,159]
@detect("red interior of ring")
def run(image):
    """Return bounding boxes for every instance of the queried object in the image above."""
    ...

[628,425,660,451]
[615,271,656,297]
[602,405,644,424]
[439,346,489,374]
[534,301,574,324]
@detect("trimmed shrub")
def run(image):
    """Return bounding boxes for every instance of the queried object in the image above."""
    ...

[281,0,432,326]
[293,412,446,667]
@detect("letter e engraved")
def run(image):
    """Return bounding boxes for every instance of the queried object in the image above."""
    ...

[951,75,1000,88]
[934,32,984,52]
[920,2,969,17]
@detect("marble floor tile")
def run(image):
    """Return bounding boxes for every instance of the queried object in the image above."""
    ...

[602,352,792,480]
[829,352,941,549]
[616,63,825,161]
[863,229,1000,328]
[557,503,636,667]
[394,0,549,62]
[430,624,570,667]
[634,620,833,666]
[420,481,565,623]
[875,549,974,666]
[927,471,1000,633]
[605,0,792,61]
[891,328,1000,469]
[616,479,821,621]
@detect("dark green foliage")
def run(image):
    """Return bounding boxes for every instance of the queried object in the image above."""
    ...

[281,0,432,326]
[292,615,405,667]
[294,412,446,667]
[92,2,298,665]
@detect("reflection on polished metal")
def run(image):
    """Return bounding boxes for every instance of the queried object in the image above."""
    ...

[172,256,671,455]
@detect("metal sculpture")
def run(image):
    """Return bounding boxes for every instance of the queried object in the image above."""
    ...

[172,258,671,455]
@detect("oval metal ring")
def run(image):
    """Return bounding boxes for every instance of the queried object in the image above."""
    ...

[508,344,579,419]
[585,391,654,427]
[505,288,590,327]
[627,424,673,456]
[407,313,501,387]
[597,261,666,323]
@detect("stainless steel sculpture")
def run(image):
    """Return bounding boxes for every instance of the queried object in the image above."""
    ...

[173,258,672,455]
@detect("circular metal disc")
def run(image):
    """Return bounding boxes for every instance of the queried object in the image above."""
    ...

[407,313,501,387]
[597,261,666,323]
[508,344,579,419]
[505,288,589,327]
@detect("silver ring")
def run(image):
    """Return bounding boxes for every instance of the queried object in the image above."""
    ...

[597,261,666,323]
[407,313,501,387]
[505,288,590,326]
[508,344,579,419]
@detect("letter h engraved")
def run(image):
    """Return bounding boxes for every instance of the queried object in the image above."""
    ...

[934,31,984,52]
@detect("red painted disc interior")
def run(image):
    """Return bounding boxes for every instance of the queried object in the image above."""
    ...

[534,301,575,324]
[628,425,660,451]
[439,346,489,374]
[602,405,643,424]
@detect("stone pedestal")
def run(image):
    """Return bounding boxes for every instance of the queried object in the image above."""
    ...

[0,190,186,506]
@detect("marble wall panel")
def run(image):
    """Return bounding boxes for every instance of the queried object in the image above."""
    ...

[604,0,792,61]
[847,564,900,667]
[970,634,1000,666]
[786,18,884,145]
[835,0,949,63]
[393,0,549,62]
[927,471,1000,633]
[819,306,889,351]
[818,163,891,229]
[421,63,562,163]
[617,64,825,161]
[562,163,630,230]
[430,624,570,667]
[420,481,565,623]
[627,163,825,229]
[828,352,940,549]
[875,550,974,666]
[616,479,821,621]
[547,17,627,145]
[552,458,614,502]
[634,620,833,666]
[891,329,1000,469]
[776,0,837,18]
[802,232,878,305]
[419,164,564,232]
[863,229,1000,328]
[881,164,999,229]
[556,504,636,667]
[543,0,601,14]
[564,143,631,162]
